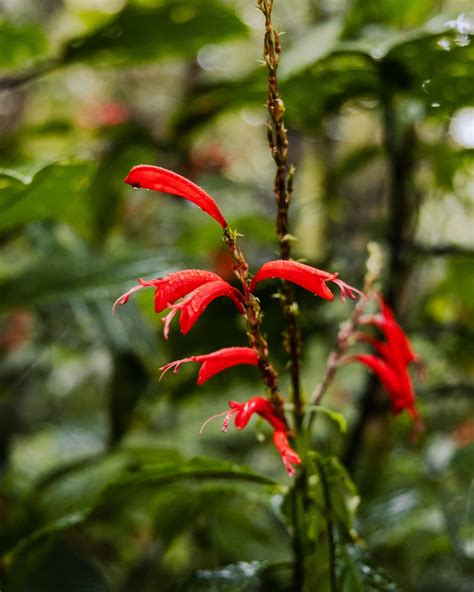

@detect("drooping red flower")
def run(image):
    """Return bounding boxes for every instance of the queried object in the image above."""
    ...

[217,396,301,476]
[359,297,418,367]
[250,260,364,302]
[162,280,245,338]
[345,353,418,418]
[124,165,227,228]
[273,430,302,477]
[112,270,224,314]
[159,346,259,384]
[343,297,421,423]
[221,397,286,432]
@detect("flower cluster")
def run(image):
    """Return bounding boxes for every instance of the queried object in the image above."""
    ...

[115,164,367,475]
[343,296,421,425]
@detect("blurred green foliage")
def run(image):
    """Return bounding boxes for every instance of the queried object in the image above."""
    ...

[0,0,473,590]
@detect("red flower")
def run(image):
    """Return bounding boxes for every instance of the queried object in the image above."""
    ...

[343,298,421,423]
[162,280,245,338]
[273,430,302,477]
[159,346,259,384]
[218,396,301,476]
[112,270,224,314]
[124,165,227,228]
[250,260,364,302]
[345,353,418,419]
[359,297,418,367]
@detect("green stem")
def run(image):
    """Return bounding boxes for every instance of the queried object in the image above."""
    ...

[316,458,338,592]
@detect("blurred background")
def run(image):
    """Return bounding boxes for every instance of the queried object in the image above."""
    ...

[0,0,473,590]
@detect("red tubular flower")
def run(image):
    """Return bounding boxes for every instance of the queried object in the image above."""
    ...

[124,165,227,228]
[344,354,416,415]
[217,397,301,477]
[273,430,302,477]
[162,280,245,338]
[250,260,364,302]
[343,297,421,423]
[221,397,286,432]
[112,270,224,314]
[159,346,259,384]
[360,298,418,367]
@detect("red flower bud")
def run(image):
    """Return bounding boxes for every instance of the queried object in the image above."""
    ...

[112,270,224,314]
[250,260,364,302]
[162,280,245,338]
[159,346,259,384]
[124,165,227,228]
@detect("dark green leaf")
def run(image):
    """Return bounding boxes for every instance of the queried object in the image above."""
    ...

[0,161,96,233]
[338,544,399,591]
[6,539,108,592]
[63,1,248,66]
[0,249,180,312]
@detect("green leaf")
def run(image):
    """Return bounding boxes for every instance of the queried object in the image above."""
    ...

[63,0,248,66]
[310,453,359,531]
[0,249,179,312]
[104,457,278,496]
[0,161,96,233]
[187,561,263,591]
[338,544,399,591]
[308,406,348,433]
[0,19,49,71]
[6,539,108,592]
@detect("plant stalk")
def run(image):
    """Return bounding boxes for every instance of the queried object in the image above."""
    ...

[223,227,285,419]
[258,0,304,434]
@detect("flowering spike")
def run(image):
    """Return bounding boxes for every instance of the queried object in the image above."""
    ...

[163,281,245,337]
[124,165,227,228]
[113,270,224,314]
[159,347,259,384]
[250,260,364,302]
[273,430,302,477]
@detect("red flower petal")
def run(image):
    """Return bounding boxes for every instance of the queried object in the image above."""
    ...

[250,260,335,300]
[215,397,299,476]
[250,260,364,302]
[343,354,416,416]
[273,430,301,477]
[163,280,245,337]
[159,346,258,384]
[112,270,224,314]
[124,165,227,228]
[220,397,286,432]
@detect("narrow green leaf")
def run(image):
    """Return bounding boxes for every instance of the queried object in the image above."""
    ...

[307,406,348,433]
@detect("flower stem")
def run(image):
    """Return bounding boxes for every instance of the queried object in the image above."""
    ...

[307,243,382,430]
[258,0,304,434]
[222,227,285,420]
